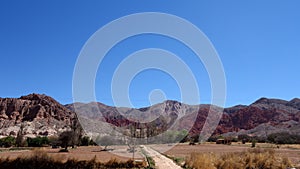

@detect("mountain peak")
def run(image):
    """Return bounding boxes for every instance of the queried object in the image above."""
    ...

[287,98,300,110]
[290,98,300,103]
[20,93,50,101]
[19,93,61,105]
[252,97,288,105]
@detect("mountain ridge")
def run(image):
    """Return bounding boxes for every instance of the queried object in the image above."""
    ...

[0,93,299,138]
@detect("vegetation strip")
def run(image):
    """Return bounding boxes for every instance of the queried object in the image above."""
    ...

[141,148,155,169]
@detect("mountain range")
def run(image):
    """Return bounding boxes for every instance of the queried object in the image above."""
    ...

[0,93,300,139]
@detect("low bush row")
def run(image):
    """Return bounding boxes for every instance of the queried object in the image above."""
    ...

[207,132,300,145]
[0,135,96,148]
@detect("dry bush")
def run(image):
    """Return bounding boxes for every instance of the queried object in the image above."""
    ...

[185,148,293,169]
[186,153,217,169]
[0,149,146,169]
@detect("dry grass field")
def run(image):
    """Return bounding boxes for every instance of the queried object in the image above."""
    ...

[0,146,144,163]
[149,143,300,167]
[1,143,300,168]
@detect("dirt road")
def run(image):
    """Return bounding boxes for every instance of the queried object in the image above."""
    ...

[141,145,182,169]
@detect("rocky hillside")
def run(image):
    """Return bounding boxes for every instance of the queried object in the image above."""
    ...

[65,100,202,138]
[219,98,300,137]
[1,93,299,139]
[67,98,300,138]
[0,94,77,138]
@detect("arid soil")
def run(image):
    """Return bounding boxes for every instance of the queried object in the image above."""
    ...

[150,143,300,167]
[1,143,300,167]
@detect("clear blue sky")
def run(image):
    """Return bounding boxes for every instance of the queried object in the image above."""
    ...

[0,1,299,108]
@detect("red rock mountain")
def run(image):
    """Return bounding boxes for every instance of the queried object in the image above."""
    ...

[67,98,300,138]
[0,93,77,138]
[1,94,299,138]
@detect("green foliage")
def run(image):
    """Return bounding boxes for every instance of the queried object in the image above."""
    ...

[251,139,257,148]
[89,139,97,146]
[207,136,218,142]
[48,136,60,147]
[231,137,238,142]
[58,131,74,150]
[96,135,116,150]
[174,130,188,143]
[80,136,91,146]
[161,130,181,144]
[145,156,155,169]
[15,124,25,147]
[188,134,199,143]
[27,136,49,147]
[0,136,16,148]
[238,134,252,143]
[267,132,300,144]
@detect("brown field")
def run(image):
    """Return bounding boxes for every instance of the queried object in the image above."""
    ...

[150,143,300,167]
[0,146,143,163]
[1,143,300,167]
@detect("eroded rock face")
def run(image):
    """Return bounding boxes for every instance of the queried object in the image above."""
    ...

[0,93,76,138]
[67,98,300,138]
[215,98,300,136]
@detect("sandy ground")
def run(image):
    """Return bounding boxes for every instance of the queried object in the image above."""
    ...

[141,145,182,169]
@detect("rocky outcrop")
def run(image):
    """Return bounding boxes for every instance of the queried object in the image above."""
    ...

[0,93,77,138]
[217,98,300,137]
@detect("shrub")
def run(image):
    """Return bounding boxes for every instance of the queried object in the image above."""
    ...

[80,136,90,146]
[207,136,218,142]
[251,139,257,148]
[58,148,69,153]
[48,136,60,148]
[267,132,300,144]
[238,134,252,142]
[27,136,49,147]
[58,131,74,150]
[0,136,16,148]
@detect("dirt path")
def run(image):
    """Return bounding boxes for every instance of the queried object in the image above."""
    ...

[141,145,182,169]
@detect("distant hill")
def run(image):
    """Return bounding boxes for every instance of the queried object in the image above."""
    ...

[219,97,300,137]
[67,97,300,138]
[1,93,300,138]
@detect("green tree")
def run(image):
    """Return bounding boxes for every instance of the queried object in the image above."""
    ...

[70,118,83,148]
[16,123,25,147]
[80,136,90,146]
[0,136,16,148]
[58,131,74,151]
[251,139,257,148]
[96,135,116,151]
[175,130,188,143]
[27,136,49,147]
